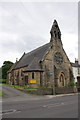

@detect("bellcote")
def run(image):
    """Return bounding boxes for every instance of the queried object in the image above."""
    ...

[50,20,61,41]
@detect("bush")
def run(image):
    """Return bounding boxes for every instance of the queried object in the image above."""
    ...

[0,79,6,83]
[67,82,76,87]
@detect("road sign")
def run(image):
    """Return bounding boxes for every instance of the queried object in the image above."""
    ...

[30,80,36,83]
[50,72,53,76]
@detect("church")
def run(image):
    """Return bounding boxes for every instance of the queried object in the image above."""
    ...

[7,20,74,88]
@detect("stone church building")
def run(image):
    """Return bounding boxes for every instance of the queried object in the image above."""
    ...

[7,20,74,88]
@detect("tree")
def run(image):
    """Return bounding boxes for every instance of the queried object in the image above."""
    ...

[2,61,14,79]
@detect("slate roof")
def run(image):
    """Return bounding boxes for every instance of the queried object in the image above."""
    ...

[7,62,18,73]
[13,43,50,70]
[71,62,80,67]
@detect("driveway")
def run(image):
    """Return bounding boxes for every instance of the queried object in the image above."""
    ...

[2,85,49,102]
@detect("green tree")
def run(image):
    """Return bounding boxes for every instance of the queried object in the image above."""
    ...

[2,61,14,79]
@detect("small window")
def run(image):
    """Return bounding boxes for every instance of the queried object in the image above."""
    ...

[21,70,23,76]
[32,72,34,79]
[25,76,28,83]
[55,25,58,28]
[58,32,61,39]
[54,31,56,38]
[59,74,63,82]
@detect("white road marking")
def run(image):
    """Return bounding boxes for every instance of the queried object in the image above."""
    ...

[2,109,21,115]
[42,101,77,108]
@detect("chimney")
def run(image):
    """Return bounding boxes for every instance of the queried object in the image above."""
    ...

[75,58,78,64]
[16,58,18,62]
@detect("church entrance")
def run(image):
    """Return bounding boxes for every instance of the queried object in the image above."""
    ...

[59,73,65,87]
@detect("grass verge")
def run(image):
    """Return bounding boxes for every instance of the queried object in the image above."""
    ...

[0,91,5,97]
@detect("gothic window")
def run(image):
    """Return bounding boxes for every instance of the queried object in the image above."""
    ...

[25,76,28,84]
[21,70,23,76]
[54,52,63,64]
[59,74,64,82]
[54,31,56,38]
[32,72,34,79]
[58,32,61,39]
[55,25,58,28]
[59,73,65,86]
[17,71,19,77]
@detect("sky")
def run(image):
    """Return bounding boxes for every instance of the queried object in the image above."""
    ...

[0,1,78,67]
[78,1,80,64]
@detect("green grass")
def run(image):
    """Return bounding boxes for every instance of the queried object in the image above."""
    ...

[25,88,38,91]
[0,83,23,88]
[0,91,5,97]
[6,84,14,87]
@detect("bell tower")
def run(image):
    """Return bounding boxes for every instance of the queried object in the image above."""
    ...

[50,20,62,48]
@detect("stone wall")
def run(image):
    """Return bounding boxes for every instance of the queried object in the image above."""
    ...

[19,87,77,95]
[7,66,27,85]
[42,39,74,88]
[24,71,41,88]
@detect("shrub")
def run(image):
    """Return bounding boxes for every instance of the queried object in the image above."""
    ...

[67,82,76,87]
[0,79,6,83]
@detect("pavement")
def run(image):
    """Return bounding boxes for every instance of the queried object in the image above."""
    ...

[45,93,78,98]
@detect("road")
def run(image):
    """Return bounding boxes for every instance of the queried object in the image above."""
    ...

[1,85,78,118]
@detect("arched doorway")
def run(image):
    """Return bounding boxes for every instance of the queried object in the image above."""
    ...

[59,72,65,87]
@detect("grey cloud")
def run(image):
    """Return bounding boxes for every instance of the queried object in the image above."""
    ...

[0,2,78,66]
[78,1,80,64]
[1,34,47,54]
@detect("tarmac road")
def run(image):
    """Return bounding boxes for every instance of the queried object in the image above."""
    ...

[2,85,48,102]
[2,85,78,118]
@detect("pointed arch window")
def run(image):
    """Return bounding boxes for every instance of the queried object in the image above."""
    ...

[58,32,61,39]
[60,74,64,82]
[32,72,34,79]
[54,31,57,38]
[59,73,65,86]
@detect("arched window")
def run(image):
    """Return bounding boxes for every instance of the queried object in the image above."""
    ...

[54,31,56,38]
[59,73,65,86]
[58,32,61,39]
[32,72,34,79]
[60,74,64,82]
[25,76,28,84]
